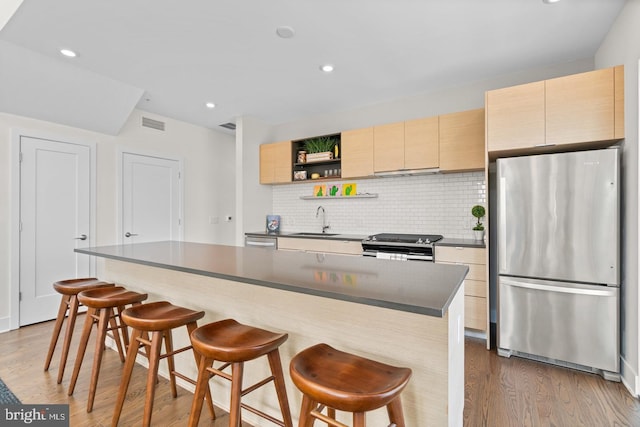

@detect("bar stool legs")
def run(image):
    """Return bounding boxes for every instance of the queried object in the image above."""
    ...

[188,318,293,427]
[44,278,113,384]
[111,301,214,427]
[67,286,148,412]
[44,293,78,381]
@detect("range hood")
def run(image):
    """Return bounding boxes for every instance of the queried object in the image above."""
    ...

[374,168,440,177]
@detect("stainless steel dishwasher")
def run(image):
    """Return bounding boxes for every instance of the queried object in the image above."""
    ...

[244,235,277,250]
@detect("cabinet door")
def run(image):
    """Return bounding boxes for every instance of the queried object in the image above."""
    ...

[373,122,404,172]
[404,116,439,170]
[614,65,624,139]
[439,108,485,172]
[341,127,374,178]
[546,67,615,145]
[486,81,545,153]
[259,141,291,184]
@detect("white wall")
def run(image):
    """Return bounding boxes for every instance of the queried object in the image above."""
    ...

[0,109,235,329]
[595,0,640,395]
[235,116,276,245]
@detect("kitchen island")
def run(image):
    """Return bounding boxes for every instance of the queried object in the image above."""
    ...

[76,241,468,426]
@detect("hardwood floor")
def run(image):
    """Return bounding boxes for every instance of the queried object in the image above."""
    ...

[464,338,640,426]
[1,319,639,426]
[0,318,250,426]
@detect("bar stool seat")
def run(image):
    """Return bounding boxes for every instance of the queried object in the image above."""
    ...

[289,343,412,427]
[44,278,114,384]
[67,286,148,412]
[112,301,214,427]
[188,319,293,427]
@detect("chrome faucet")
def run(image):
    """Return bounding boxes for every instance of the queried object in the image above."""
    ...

[316,206,330,233]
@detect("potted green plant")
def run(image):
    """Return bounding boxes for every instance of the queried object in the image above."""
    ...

[471,205,486,241]
[304,136,337,162]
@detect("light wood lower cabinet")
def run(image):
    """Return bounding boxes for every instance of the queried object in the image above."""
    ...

[436,245,488,348]
[277,237,362,255]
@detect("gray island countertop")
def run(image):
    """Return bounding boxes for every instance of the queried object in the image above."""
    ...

[76,241,468,317]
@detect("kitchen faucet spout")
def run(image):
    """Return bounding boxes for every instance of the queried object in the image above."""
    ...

[316,206,330,233]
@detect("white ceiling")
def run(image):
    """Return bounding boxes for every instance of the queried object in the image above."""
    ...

[0,0,626,135]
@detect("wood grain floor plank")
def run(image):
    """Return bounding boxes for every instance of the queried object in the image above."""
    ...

[0,317,249,426]
[2,321,640,426]
[464,338,640,427]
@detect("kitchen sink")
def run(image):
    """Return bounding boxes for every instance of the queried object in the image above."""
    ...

[290,232,339,237]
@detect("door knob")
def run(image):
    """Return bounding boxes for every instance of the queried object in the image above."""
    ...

[125,232,138,238]
[74,234,87,240]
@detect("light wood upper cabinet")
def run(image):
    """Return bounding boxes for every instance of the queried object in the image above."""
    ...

[373,122,404,172]
[405,116,439,170]
[439,108,485,172]
[614,65,624,139]
[546,67,616,145]
[341,127,374,178]
[373,118,439,173]
[487,66,624,155]
[486,81,545,152]
[259,140,292,184]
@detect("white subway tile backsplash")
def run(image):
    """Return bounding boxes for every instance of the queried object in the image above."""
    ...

[272,171,486,239]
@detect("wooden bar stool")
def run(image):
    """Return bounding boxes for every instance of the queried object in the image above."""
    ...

[289,343,412,427]
[112,301,215,427]
[44,278,114,384]
[67,286,148,412]
[188,318,293,427]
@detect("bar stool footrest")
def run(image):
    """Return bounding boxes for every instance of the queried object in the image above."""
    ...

[310,406,348,427]
[240,402,288,427]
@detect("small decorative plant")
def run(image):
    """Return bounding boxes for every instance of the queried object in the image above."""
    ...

[304,136,337,154]
[471,205,486,231]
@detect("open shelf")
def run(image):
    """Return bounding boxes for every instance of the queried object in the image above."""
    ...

[299,194,378,200]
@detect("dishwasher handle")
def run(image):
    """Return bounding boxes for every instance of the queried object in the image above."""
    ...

[501,278,618,297]
[247,241,276,247]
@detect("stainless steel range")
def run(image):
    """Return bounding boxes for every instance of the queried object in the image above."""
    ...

[362,233,443,261]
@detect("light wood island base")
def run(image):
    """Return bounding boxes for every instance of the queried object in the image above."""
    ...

[99,257,465,426]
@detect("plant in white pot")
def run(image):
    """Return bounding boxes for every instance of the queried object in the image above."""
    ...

[471,205,486,241]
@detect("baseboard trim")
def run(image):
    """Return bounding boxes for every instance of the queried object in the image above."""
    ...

[621,355,639,397]
[0,316,11,333]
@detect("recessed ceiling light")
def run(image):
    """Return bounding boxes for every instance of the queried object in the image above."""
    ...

[320,64,334,73]
[542,0,560,3]
[205,102,216,109]
[60,49,77,57]
[276,26,295,38]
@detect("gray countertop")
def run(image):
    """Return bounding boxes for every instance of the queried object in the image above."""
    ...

[246,232,485,248]
[245,231,367,241]
[76,241,468,317]
[436,238,486,248]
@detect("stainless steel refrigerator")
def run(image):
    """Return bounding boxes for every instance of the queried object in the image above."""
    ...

[496,147,620,381]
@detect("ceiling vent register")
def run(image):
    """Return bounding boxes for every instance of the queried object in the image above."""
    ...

[219,122,236,130]
[142,117,165,131]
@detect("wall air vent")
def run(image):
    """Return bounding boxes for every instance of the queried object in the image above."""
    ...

[219,122,236,130]
[142,117,165,131]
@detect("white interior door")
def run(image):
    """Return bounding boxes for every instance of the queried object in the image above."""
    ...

[19,136,93,326]
[122,152,182,243]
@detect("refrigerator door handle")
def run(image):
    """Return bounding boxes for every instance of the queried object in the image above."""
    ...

[501,278,617,297]
[499,176,507,272]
